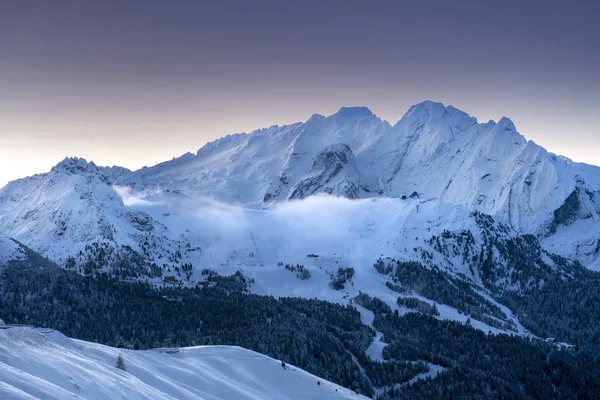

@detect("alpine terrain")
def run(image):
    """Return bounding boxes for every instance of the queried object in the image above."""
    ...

[2,101,600,399]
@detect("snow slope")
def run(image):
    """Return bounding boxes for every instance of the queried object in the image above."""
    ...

[67,194,526,334]
[0,327,366,400]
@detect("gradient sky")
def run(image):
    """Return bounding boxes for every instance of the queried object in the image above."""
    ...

[0,0,598,187]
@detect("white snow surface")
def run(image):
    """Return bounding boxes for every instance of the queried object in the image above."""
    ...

[0,327,366,400]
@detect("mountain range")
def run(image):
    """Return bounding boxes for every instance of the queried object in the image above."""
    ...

[2,100,600,398]
[1,100,599,271]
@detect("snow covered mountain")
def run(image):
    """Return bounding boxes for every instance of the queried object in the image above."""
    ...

[0,326,365,400]
[122,101,600,267]
[2,101,600,398]
[1,100,598,272]
[122,101,600,231]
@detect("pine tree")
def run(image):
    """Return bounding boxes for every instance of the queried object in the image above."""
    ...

[116,354,126,371]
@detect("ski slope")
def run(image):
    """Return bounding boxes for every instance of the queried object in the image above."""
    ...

[0,327,366,400]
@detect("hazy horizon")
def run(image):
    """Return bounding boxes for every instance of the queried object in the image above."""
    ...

[1,0,598,187]
[2,98,599,185]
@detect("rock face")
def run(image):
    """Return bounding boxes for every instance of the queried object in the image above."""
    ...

[288,144,359,200]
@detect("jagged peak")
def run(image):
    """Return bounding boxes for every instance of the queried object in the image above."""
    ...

[484,116,528,146]
[403,100,447,117]
[306,113,326,123]
[333,106,374,118]
[170,151,195,162]
[49,157,130,181]
[407,100,446,113]
[181,151,195,158]
[496,116,516,132]
[147,151,196,170]
[400,100,476,125]
[52,157,97,173]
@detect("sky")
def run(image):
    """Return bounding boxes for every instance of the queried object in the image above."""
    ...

[0,0,598,187]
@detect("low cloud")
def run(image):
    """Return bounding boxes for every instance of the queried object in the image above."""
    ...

[111,187,417,265]
[113,186,165,207]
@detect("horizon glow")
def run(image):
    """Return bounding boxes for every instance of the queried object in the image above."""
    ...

[1,0,598,187]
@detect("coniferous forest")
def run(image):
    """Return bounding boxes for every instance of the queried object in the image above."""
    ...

[3,248,600,399]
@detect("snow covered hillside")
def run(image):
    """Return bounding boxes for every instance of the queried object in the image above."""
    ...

[0,326,365,400]
[0,194,579,336]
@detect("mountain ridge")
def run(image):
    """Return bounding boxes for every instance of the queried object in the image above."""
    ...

[1,100,599,271]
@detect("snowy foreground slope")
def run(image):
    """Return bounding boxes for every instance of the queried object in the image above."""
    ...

[0,327,365,400]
